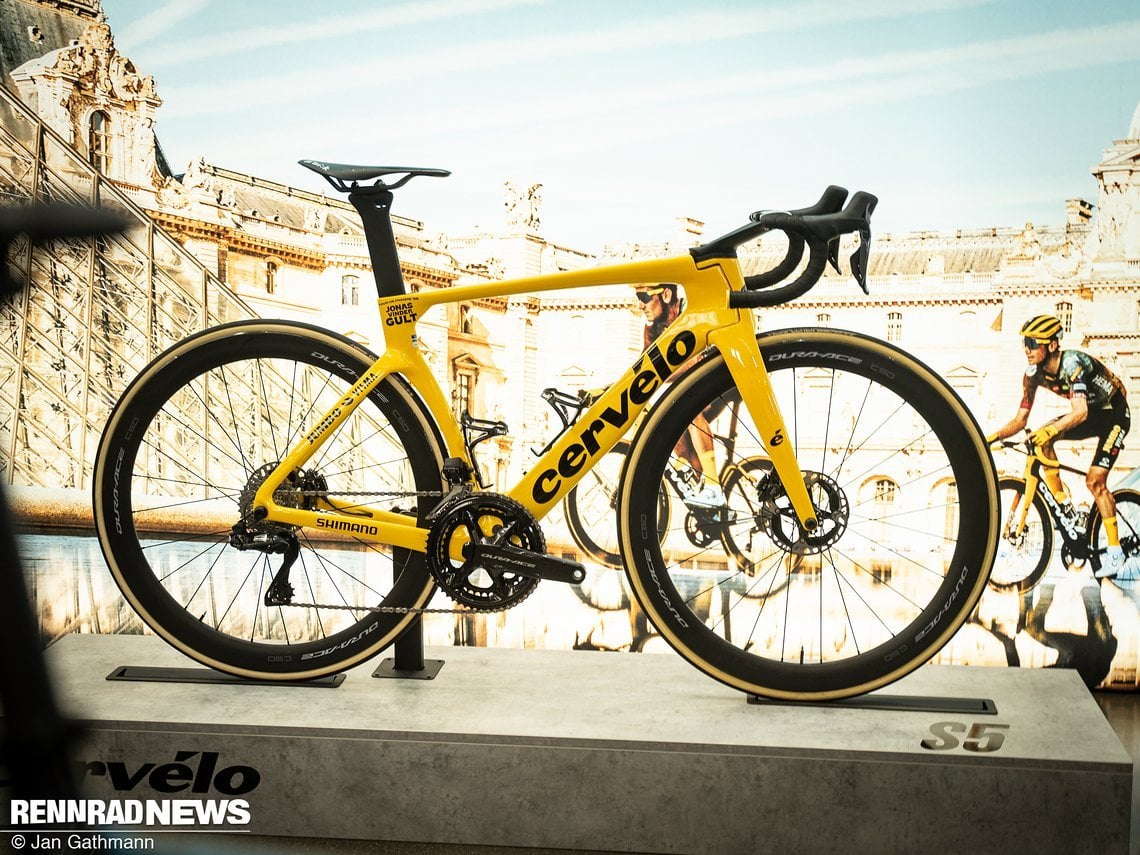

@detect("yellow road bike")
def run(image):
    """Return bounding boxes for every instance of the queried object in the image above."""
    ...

[991,438,1140,591]
[92,162,998,700]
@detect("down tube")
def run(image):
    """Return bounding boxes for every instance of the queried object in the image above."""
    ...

[510,326,704,518]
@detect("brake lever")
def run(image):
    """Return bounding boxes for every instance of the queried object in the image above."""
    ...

[826,236,841,273]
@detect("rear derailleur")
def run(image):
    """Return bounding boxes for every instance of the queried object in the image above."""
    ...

[228,519,300,608]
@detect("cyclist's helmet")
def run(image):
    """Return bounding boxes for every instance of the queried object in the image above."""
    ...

[1020,314,1063,342]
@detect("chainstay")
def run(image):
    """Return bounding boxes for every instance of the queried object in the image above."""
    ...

[286,489,496,612]
[297,490,444,498]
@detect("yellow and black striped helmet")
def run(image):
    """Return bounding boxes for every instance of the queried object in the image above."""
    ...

[1020,314,1063,342]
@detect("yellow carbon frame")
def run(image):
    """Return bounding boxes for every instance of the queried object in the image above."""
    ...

[251,252,819,551]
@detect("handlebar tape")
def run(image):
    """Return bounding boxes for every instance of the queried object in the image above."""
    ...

[730,191,877,309]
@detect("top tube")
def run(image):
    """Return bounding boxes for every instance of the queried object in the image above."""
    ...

[299,158,876,309]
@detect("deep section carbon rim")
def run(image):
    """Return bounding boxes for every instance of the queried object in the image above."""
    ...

[621,330,997,699]
[93,322,442,678]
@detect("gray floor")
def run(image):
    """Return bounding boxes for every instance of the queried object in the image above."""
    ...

[17,635,1140,854]
[1098,691,1140,853]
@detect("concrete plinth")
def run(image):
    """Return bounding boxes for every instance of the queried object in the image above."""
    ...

[28,634,1134,854]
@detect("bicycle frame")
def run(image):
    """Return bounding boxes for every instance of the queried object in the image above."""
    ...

[251,252,818,552]
[1009,444,1086,540]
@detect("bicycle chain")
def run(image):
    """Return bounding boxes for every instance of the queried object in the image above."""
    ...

[282,600,490,615]
[295,489,445,499]
[280,488,504,614]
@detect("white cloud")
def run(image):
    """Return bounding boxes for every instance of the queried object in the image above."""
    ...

[229,20,1140,158]
[113,0,213,51]
[157,0,996,117]
[142,0,544,67]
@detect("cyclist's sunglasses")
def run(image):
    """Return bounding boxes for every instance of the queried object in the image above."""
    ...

[1023,337,1048,350]
[635,286,666,303]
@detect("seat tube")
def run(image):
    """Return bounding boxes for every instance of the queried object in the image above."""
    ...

[348,188,405,298]
[708,319,818,532]
[1023,457,1042,506]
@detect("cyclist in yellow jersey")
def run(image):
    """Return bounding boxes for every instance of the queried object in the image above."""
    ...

[988,314,1132,578]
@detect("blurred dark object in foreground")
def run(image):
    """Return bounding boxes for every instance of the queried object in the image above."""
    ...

[0,202,126,801]
[0,203,129,301]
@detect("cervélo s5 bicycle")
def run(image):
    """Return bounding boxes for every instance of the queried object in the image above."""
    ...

[92,161,999,701]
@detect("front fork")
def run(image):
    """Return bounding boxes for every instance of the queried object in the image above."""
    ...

[707,317,818,534]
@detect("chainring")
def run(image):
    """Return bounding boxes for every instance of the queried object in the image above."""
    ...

[425,492,543,611]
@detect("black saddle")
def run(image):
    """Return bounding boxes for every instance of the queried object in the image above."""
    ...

[299,159,450,192]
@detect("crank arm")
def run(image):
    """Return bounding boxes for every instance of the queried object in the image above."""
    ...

[468,543,586,584]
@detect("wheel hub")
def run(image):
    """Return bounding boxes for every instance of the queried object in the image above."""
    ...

[760,470,849,555]
[232,462,328,550]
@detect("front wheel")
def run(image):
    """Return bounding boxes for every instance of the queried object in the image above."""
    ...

[989,477,1052,592]
[92,320,446,680]
[619,328,998,701]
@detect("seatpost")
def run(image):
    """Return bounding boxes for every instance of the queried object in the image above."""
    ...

[348,187,406,298]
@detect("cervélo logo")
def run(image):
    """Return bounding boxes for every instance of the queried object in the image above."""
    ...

[79,750,260,795]
[531,330,697,504]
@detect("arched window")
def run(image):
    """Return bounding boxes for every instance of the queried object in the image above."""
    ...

[452,357,479,417]
[860,477,899,550]
[88,110,111,173]
[265,260,278,294]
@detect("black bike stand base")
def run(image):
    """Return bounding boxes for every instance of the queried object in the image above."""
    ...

[106,665,345,688]
[748,693,997,714]
[372,658,445,680]
[372,616,444,680]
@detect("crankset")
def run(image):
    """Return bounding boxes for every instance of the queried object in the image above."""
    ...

[425,492,585,611]
[1061,541,1089,572]
[683,508,721,547]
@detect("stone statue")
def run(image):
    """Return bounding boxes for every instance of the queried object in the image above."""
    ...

[504,181,523,229]
[504,180,543,232]
[525,183,542,231]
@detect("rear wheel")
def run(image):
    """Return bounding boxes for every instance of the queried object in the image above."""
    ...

[620,329,998,700]
[93,320,445,680]
[1089,488,1140,576]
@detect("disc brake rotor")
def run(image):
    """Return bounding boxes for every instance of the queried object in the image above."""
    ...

[760,470,849,555]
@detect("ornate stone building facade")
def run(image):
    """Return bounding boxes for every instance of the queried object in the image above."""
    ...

[6,0,1140,684]
[3,0,1140,498]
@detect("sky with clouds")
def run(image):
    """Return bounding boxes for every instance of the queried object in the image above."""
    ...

[98,0,1140,252]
